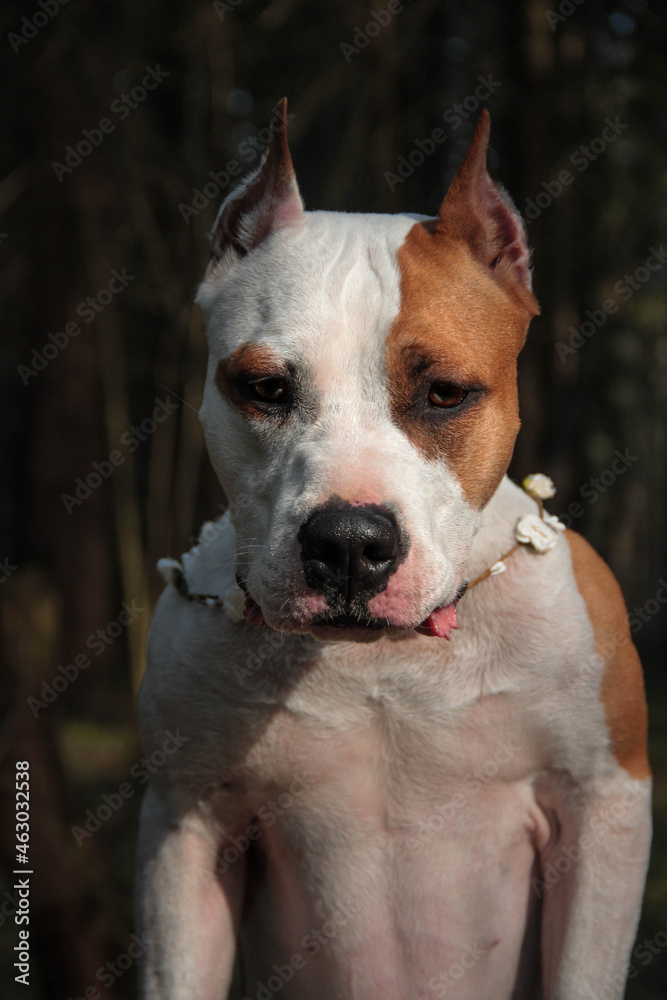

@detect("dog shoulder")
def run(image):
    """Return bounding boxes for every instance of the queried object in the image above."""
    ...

[565,528,650,781]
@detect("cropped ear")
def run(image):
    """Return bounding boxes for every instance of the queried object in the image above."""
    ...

[437,110,539,316]
[208,98,303,267]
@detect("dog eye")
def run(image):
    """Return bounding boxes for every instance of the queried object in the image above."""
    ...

[248,377,290,403]
[427,382,468,408]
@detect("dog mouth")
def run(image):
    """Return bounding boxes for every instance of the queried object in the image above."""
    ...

[236,575,467,640]
[310,610,390,631]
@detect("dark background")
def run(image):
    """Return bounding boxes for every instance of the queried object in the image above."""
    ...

[1,0,666,997]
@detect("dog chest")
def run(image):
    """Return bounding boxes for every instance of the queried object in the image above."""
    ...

[231,683,547,999]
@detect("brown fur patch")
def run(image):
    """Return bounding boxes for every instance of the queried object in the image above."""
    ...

[215,343,288,417]
[437,111,540,317]
[566,529,650,781]
[385,221,531,507]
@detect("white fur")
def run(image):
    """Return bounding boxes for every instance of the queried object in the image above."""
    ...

[136,207,651,1000]
[197,211,474,632]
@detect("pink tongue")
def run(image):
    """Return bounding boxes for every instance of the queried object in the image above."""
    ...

[415,603,459,639]
[243,594,267,627]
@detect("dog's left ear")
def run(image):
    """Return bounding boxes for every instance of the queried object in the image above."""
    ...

[208,97,303,266]
[438,110,539,316]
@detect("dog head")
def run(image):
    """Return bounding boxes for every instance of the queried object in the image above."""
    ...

[196,100,539,641]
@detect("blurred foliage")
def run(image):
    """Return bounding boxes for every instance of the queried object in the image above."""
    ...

[0,0,666,997]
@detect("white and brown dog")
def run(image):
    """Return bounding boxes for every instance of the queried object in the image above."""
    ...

[136,102,651,1000]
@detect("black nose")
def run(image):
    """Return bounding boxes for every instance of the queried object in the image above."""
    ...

[298,502,403,604]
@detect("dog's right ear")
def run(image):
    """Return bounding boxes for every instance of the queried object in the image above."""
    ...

[436,110,539,317]
[207,98,303,270]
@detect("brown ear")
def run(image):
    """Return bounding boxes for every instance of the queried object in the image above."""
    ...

[437,110,539,316]
[209,98,303,264]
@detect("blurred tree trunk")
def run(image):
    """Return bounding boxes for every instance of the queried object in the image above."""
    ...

[0,573,121,998]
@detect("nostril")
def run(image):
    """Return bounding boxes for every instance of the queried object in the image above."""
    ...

[363,543,392,564]
[316,542,342,565]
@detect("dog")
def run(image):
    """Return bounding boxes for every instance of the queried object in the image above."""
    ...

[136,101,651,1000]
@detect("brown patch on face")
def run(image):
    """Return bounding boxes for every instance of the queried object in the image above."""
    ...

[215,342,289,418]
[386,221,531,507]
[566,529,650,781]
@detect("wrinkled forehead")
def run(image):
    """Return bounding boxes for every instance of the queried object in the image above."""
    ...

[200,210,425,361]
[199,209,524,390]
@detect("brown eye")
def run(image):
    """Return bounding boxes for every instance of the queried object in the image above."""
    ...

[428,382,468,408]
[248,376,290,403]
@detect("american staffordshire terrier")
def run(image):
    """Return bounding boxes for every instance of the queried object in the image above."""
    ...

[136,101,651,1000]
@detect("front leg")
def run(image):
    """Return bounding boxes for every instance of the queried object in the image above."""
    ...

[537,769,651,999]
[536,528,653,997]
[135,783,245,1000]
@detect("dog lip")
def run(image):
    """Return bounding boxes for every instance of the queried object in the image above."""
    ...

[310,612,390,631]
[234,575,268,627]
[237,579,469,636]
[243,593,267,627]
[308,583,469,636]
